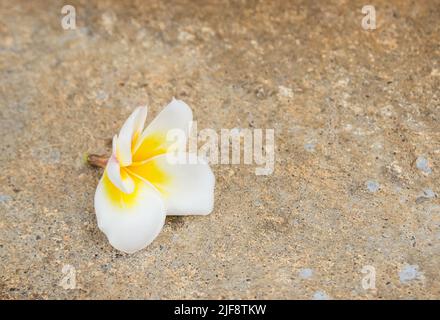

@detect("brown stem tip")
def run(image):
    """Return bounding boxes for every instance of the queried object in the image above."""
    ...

[87,154,108,168]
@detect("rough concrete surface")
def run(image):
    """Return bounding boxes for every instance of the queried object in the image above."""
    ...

[0,0,439,299]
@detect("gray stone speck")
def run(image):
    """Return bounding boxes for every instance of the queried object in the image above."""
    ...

[299,268,313,279]
[422,189,436,198]
[96,90,109,102]
[366,180,380,192]
[416,156,432,174]
[101,264,111,272]
[399,265,422,283]
[48,149,61,163]
[304,143,315,152]
[253,199,262,207]
[313,290,329,300]
[0,194,12,203]
[32,148,61,164]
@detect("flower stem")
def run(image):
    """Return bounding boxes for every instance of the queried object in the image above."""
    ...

[87,154,108,168]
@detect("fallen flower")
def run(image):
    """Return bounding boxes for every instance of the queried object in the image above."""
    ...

[92,99,215,253]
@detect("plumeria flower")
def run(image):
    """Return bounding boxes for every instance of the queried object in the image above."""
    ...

[94,99,215,253]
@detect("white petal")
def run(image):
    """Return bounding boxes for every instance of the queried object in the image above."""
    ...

[128,153,215,215]
[94,173,166,253]
[112,134,118,154]
[132,106,148,144]
[116,106,148,166]
[132,99,192,159]
[106,155,134,194]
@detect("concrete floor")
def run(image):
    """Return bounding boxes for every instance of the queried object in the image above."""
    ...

[0,0,439,299]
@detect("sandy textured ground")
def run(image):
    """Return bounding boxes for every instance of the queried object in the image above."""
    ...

[0,0,439,299]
